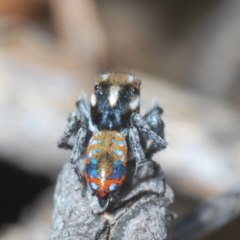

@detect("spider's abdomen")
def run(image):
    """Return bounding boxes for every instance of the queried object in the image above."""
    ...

[84,130,127,198]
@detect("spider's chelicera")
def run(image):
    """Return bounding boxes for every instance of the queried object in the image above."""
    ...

[58,73,167,208]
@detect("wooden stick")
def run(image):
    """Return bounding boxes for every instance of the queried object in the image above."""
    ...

[172,183,240,240]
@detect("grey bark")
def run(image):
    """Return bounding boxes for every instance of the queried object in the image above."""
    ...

[49,160,175,240]
[172,183,240,240]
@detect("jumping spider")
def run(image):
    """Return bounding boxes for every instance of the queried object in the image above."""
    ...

[58,73,167,207]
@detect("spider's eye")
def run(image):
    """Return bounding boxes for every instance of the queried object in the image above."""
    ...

[129,87,138,97]
[131,88,136,94]
[94,85,103,94]
[94,85,99,91]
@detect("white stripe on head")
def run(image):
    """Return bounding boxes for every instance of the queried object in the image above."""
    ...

[91,93,97,106]
[130,96,140,110]
[127,75,134,83]
[108,85,120,107]
[101,73,110,81]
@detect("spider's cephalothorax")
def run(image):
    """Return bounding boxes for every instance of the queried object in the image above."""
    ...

[58,73,167,209]
[91,73,141,130]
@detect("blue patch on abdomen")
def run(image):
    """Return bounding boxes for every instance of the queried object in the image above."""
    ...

[108,161,126,180]
[85,158,100,179]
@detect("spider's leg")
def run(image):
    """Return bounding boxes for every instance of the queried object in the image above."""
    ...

[59,94,91,150]
[76,94,90,122]
[70,126,87,181]
[58,112,80,150]
[76,93,97,133]
[128,126,147,175]
[143,105,165,139]
[143,105,165,158]
[132,113,167,159]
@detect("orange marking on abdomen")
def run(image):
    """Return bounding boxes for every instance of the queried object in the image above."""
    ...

[85,171,126,198]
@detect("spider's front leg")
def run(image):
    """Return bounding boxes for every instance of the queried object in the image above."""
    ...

[58,112,81,150]
[70,125,88,181]
[58,95,90,150]
[143,105,166,158]
[128,126,147,175]
[143,105,164,138]
[58,111,87,180]
[58,95,91,181]
[132,112,167,159]
[76,93,91,123]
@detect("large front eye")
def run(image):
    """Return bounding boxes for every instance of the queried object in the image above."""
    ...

[94,84,99,91]
[131,88,137,95]
[128,87,138,98]
[94,85,103,95]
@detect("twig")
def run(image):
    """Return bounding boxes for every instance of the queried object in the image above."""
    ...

[49,160,175,240]
[172,183,240,240]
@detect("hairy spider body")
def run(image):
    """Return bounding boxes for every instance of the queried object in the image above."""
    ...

[84,130,127,206]
[58,73,167,208]
[91,73,141,130]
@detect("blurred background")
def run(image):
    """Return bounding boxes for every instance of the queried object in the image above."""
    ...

[0,0,240,239]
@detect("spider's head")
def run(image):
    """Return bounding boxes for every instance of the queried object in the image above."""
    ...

[91,73,141,130]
